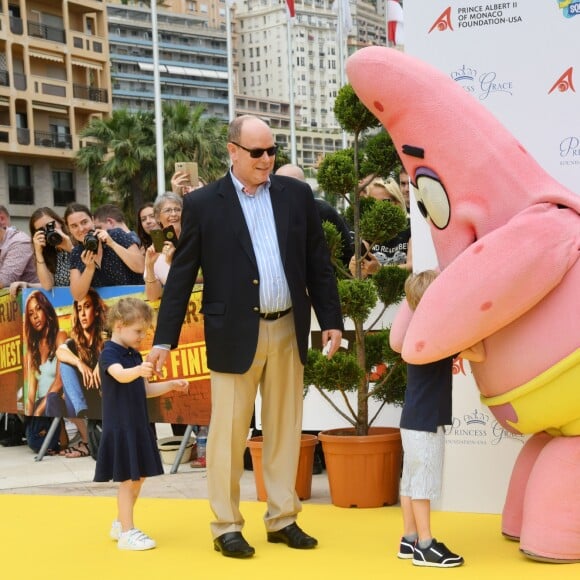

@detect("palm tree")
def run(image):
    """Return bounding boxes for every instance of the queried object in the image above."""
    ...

[163,102,228,185]
[76,109,156,221]
[76,103,229,224]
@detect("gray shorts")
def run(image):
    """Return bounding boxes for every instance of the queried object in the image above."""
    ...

[399,427,445,501]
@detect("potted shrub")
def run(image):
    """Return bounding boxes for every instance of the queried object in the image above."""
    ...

[304,84,410,508]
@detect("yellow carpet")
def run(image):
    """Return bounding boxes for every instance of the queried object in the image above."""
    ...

[1,495,578,579]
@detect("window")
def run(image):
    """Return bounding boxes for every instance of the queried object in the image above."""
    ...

[53,170,75,206]
[8,164,33,204]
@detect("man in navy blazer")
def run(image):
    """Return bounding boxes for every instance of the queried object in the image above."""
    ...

[148,115,343,558]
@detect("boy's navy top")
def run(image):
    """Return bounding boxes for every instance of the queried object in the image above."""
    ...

[399,356,455,433]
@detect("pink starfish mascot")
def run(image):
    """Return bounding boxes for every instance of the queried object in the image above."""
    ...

[346,46,580,563]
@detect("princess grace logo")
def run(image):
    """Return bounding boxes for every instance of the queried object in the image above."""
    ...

[429,3,523,32]
[445,408,526,446]
[559,136,580,166]
[451,64,513,100]
[557,0,580,18]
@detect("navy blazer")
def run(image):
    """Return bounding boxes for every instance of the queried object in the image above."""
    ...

[153,173,344,374]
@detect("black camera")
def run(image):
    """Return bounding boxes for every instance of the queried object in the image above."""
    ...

[42,221,63,247]
[83,230,99,253]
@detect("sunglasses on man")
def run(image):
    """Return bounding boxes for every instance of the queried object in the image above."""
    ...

[230,142,278,159]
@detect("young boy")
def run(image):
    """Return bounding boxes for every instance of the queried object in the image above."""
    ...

[392,270,483,568]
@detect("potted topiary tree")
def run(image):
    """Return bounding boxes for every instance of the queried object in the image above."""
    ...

[304,84,410,508]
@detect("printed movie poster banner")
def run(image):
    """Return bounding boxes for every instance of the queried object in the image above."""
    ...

[0,289,24,414]
[2,286,210,425]
[404,1,579,513]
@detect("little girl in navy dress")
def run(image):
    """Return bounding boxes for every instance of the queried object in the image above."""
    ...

[94,297,188,551]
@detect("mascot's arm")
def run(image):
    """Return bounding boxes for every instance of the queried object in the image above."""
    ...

[402,203,579,363]
[389,299,413,354]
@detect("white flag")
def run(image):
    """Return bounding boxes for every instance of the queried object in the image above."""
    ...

[335,0,353,36]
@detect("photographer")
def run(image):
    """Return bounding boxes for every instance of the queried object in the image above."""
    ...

[64,203,144,302]
[28,207,74,291]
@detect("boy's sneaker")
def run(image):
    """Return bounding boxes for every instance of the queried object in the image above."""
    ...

[117,528,156,551]
[413,538,464,568]
[110,520,122,541]
[397,536,416,559]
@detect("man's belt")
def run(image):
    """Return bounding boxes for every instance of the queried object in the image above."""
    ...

[260,307,292,320]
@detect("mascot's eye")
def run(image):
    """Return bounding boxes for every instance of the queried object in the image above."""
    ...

[415,176,450,230]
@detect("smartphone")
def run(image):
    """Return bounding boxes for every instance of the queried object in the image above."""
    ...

[150,229,166,253]
[174,161,198,187]
[163,225,178,247]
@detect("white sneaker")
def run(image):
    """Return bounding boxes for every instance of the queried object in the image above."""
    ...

[110,520,122,541]
[117,528,156,551]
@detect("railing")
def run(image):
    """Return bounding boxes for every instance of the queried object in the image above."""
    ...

[28,21,66,44]
[10,16,23,35]
[17,127,30,145]
[53,188,76,206]
[13,72,26,90]
[34,130,72,149]
[0,70,9,87]
[9,185,34,205]
[71,32,104,54]
[73,84,108,103]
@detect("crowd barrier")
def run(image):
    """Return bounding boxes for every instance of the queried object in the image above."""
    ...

[0,285,211,426]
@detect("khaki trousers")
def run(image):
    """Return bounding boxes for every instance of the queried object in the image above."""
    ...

[207,313,304,538]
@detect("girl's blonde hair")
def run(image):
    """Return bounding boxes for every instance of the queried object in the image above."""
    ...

[106,297,154,331]
[404,270,438,310]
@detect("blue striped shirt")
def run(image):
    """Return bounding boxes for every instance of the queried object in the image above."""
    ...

[230,171,292,313]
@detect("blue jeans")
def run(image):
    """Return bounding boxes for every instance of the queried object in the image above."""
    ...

[59,363,89,418]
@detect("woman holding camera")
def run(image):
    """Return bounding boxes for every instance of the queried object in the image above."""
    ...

[143,192,183,302]
[64,203,144,302]
[30,207,74,289]
[8,207,72,296]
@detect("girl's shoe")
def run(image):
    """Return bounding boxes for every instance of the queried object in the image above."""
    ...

[110,520,122,541]
[118,528,156,551]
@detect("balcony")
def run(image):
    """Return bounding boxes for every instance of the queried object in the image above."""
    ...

[72,31,104,54]
[28,21,66,44]
[13,72,26,90]
[33,77,67,98]
[53,188,76,207]
[10,17,23,35]
[9,185,34,205]
[17,128,30,145]
[34,130,72,149]
[73,84,108,103]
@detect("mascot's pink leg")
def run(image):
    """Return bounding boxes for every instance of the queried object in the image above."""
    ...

[519,436,580,563]
[502,432,552,540]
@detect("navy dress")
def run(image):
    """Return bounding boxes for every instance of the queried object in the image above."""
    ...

[94,341,163,482]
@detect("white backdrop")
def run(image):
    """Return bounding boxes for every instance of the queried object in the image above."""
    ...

[259,1,579,514]
[404,0,580,513]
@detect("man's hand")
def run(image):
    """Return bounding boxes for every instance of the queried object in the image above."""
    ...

[147,346,170,376]
[321,329,343,359]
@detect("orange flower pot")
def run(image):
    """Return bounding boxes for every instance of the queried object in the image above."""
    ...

[319,427,402,508]
[247,434,318,501]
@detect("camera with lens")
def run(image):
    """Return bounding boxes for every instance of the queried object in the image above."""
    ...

[42,221,63,247]
[83,230,99,253]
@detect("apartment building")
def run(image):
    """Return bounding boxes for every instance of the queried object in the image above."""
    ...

[107,1,229,119]
[0,0,111,229]
[232,0,387,169]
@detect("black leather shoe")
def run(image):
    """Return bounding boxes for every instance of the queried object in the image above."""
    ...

[213,532,255,558]
[267,523,318,549]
